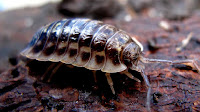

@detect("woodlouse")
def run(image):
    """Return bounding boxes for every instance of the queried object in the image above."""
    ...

[20,18,200,96]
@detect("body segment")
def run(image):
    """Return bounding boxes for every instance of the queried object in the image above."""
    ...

[21,18,142,73]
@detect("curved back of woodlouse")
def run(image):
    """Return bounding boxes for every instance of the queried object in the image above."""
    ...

[20,19,200,111]
[21,18,200,90]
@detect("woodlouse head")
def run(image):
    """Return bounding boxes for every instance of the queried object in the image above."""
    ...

[122,42,142,69]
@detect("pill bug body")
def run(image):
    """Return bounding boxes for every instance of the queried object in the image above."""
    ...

[21,18,200,110]
[21,18,143,73]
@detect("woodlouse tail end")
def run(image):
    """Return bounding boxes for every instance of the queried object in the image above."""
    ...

[20,49,41,60]
[20,48,31,57]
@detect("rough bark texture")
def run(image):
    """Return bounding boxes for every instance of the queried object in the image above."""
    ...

[0,1,200,112]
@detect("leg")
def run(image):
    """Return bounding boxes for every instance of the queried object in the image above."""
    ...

[105,73,115,94]
[65,64,74,69]
[120,70,141,82]
[41,63,57,80]
[92,70,97,83]
[47,62,63,82]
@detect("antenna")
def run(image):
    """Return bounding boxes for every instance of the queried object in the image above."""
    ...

[140,56,200,74]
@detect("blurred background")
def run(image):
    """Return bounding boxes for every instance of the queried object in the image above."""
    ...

[0,0,61,11]
[1,0,200,19]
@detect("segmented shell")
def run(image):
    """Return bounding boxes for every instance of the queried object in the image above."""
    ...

[21,18,142,73]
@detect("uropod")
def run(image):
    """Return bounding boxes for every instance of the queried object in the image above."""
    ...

[20,18,200,95]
